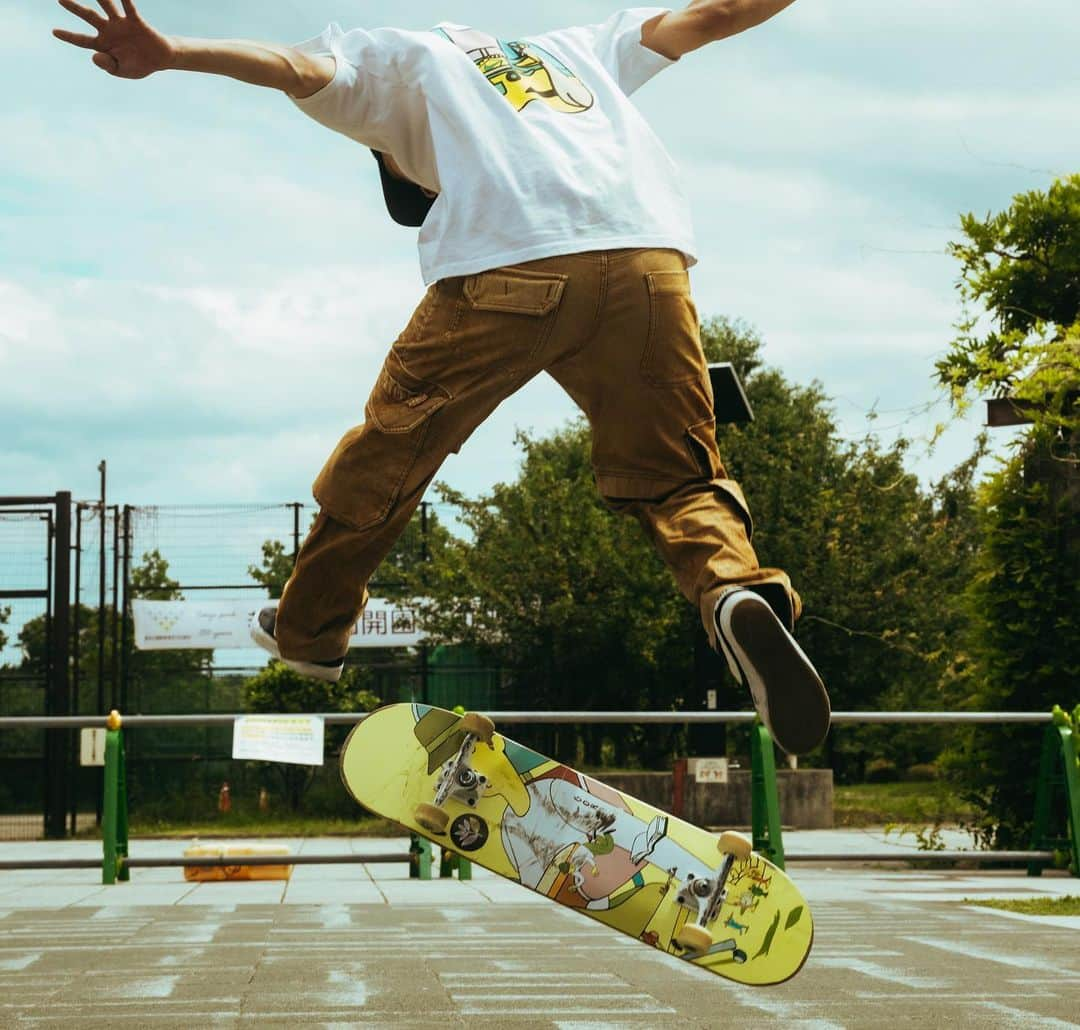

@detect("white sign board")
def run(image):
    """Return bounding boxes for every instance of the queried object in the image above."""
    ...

[133,598,426,651]
[688,757,729,784]
[80,728,106,767]
[232,715,325,766]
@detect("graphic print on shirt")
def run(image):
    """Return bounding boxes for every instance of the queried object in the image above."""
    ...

[435,26,594,114]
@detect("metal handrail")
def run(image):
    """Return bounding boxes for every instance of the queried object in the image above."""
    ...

[0,710,1055,730]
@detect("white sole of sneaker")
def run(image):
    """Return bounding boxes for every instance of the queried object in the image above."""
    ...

[249,611,344,683]
[249,612,281,658]
[715,590,831,755]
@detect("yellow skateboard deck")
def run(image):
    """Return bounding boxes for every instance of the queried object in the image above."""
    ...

[341,703,813,986]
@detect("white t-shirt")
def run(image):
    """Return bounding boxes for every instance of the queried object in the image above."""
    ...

[290,9,696,285]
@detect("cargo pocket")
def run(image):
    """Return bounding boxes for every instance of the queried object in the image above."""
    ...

[459,268,567,372]
[368,348,451,433]
[685,418,755,538]
[312,349,451,531]
[641,269,701,387]
[684,417,721,479]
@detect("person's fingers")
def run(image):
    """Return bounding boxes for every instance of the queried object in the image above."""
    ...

[92,50,119,74]
[53,27,100,50]
[96,0,121,20]
[119,0,142,21]
[57,0,104,30]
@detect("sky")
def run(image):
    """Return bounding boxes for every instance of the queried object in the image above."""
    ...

[2,0,1078,517]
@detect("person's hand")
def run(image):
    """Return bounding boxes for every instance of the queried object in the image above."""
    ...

[53,0,174,79]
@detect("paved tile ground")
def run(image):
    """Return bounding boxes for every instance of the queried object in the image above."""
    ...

[0,835,1077,1028]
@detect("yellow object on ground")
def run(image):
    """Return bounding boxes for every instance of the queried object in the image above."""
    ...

[182,844,293,882]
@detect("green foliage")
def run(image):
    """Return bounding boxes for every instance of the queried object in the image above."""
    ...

[126,550,213,708]
[937,174,1080,436]
[410,317,980,775]
[705,318,981,779]
[884,822,949,852]
[934,176,1080,847]
[244,661,378,716]
[248,506,454,602]
[248,540,294,599]
[942,451,1080,846]
[10,550,208,702]
[374,504,454,600]
[963,896,1080,916]
[415,422,691,766]
[243,661,380,812]
[865,759,900,784]
[131,549,181,600]
[0,605,8,653]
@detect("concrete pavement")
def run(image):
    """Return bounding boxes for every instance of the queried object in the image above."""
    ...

[0,833,1077,1027]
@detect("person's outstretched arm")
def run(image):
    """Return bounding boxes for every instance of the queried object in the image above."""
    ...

[642,0,799,59]
[52,0,335,99]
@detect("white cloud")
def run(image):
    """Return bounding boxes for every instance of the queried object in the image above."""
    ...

[3,0,1076,510]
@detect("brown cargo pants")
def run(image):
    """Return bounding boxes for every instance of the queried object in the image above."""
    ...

[275,247,799,662]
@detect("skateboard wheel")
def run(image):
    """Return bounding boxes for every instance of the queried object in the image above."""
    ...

[414,803,450,835]
[717,830,752,861]
[675,923,713,953]
[461,712,495,744]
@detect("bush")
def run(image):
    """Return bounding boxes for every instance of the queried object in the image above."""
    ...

[865,758,900,783]
[906,763,940,782]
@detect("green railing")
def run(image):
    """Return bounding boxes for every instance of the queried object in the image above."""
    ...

[3,707,1077,879]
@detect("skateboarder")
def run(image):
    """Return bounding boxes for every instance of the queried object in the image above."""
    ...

[55,0,831,754]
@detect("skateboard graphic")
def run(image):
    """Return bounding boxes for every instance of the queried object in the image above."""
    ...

[340,704,813,986]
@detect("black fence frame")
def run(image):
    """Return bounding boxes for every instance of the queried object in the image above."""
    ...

[0,493,72,839]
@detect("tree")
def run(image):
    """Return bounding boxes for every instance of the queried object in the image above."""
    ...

[414,422,692,766]
[0,605,8,655]
[704,318,980,778]
[937,174,1080,437]
[248,540,294,599]
[244,662,379,811]
[248,509,455,601]
[126,550,213,710]
[936,175,1080,847]
[413,319,979,776]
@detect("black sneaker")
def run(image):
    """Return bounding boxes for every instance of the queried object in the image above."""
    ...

[249,606,345,684]
[713,588,830,754]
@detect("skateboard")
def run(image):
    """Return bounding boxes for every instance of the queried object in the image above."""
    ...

[340,703,813,986]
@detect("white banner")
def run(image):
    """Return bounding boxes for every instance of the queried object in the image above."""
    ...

[132,597,426,651]
[232,715,325,766]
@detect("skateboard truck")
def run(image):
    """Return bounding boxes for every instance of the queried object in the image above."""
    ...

[414,712,496,836]
[674,831,753,953]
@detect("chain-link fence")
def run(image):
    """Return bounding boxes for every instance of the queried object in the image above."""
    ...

[0,504,57,840]
[0,496,501,838]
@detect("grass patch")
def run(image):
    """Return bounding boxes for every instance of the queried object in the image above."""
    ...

[964,896,1080,916]
[834,781,977,826]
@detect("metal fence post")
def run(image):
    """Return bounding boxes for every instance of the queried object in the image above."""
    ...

[438,847,473,881]
[102,716,119,885]
[409,833,432,880]
[751,721,785,869]
[44,493,72,840]
[101,711,129,884]
[1029,712,1080,877]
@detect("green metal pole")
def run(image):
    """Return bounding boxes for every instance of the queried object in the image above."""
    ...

[116,725,129,882]
[100,708,123,885]
[1058,722,1080,877]
[409,834,432,880]
[101,726,118,885]
[750,722,785,869]
[439,847,455,878]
